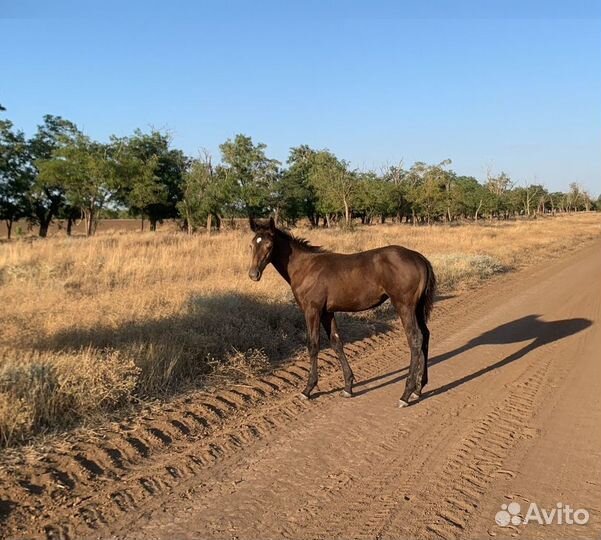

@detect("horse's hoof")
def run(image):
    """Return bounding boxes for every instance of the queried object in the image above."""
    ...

[410,392,421,401]
[398,399,410,408]
[299,392,310,400]
[341,390,353,398]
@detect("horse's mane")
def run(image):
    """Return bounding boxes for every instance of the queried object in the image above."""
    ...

[276,228,329,253]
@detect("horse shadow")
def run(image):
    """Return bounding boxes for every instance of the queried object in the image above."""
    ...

[27,292,394,394]
[30,294,459,379]
[350,315,592,399]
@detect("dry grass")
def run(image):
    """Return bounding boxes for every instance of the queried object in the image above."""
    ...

[1,214,600,447]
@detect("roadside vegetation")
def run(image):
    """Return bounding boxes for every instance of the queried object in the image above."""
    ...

[0,214,600,447]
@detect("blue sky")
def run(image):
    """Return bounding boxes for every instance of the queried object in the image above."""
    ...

[1,1,600,194]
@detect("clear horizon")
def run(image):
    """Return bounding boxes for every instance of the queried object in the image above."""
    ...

[1,0,600,195]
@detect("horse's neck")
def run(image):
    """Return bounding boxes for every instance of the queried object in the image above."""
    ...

[271,233,311,286]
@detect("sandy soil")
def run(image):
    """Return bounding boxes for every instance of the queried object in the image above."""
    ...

[1,240,600,540]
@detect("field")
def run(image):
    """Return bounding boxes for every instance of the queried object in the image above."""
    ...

[0,214,600,449]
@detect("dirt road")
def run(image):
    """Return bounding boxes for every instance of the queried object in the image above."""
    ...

[2,240,600,540]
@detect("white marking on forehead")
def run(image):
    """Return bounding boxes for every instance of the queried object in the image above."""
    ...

[256,237,262,244]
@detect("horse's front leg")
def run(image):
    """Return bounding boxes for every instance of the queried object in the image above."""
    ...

[300,307,321,399]
[321,311,355,397]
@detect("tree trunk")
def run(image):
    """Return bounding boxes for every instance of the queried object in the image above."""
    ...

[84,209,96,237]
[5,219,13,240]
[38,218,50,238]
[35,193,60,238]
[150,218,157,232]
[206,213,212,235]
[343,199,350,226]
[182,203,192,234]
[475,199,483,221]
[141,217,145,232]
[66,216,75,236]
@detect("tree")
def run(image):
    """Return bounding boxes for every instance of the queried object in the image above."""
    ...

[119,151,163,231]
[38,134,126,236]
[178,151,231,233]
[434,159,454,222]
[405,162,446,224]
[120,129,186,230]
[565,182,593,212]
[512,184,548,217]
[308,151,357,226]
[0,113,31,239]
[355,171,395,224]
[383,163,412,223]
[219,134,279,217]
[485,171,513,219]
[56,202,82,236]
[28,115,81,236]
[549,191,565,214]
[452,176,486,220]
[278,145,319,226]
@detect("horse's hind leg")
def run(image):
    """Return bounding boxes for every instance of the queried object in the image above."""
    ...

[416,309,430,389]
[301,307,321,399]
[394,301,424,407]
[321,311,355,397]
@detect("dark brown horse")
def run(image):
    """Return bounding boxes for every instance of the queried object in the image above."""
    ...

[248,217,436,407]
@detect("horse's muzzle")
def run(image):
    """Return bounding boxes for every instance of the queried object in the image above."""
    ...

[249,269,262,281]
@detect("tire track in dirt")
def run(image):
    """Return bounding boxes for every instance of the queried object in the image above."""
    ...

[379,345,554,540]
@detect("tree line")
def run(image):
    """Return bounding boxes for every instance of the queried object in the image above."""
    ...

[1,107,598,239]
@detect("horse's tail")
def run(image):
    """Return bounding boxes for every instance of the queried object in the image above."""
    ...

[419,256,436,322]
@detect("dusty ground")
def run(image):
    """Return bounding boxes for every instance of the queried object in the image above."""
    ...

[1,239,600,539]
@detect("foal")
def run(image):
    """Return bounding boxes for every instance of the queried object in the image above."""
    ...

[248,217,436,407]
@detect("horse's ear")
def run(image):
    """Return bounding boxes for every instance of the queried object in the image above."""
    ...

[249,216,257,232]
[269,216,276,231]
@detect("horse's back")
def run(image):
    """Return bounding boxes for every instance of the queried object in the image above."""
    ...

[299,245,429,312]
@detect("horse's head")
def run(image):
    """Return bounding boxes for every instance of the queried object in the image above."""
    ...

[248,217,276,281]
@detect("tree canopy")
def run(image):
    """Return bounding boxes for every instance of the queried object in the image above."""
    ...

[0,107,597,238]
